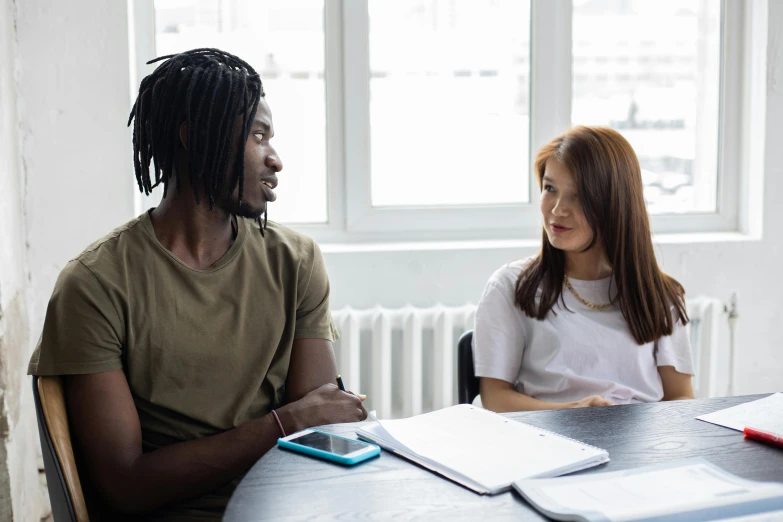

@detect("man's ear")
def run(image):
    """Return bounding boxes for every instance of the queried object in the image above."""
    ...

[179,121,189,150]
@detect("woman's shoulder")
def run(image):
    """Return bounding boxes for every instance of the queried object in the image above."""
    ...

[486,256,537,290]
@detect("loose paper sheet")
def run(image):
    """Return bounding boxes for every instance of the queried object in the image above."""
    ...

[696,393,783,433]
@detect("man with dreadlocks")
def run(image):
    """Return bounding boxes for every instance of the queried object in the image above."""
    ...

[28,48,366,520]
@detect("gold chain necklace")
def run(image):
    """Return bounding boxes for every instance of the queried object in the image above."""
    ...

[563,274,619,311]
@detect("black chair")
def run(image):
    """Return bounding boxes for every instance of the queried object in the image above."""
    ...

[33,375,90,521]
[457,330,480,404]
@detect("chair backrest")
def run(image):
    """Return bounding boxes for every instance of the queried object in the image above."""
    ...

[33,375,90,522]
[457,330,480,405]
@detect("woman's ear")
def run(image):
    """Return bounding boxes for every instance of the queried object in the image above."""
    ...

[179,121,189,150]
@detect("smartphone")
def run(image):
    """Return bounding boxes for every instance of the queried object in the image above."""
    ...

[278,429,381,465]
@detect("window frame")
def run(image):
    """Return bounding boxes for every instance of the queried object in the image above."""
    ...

[132,0,755,243]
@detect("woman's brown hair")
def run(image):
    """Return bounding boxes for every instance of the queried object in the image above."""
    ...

[515,126,688,344]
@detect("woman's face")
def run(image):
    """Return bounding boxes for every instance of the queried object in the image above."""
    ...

[540,158,594,253]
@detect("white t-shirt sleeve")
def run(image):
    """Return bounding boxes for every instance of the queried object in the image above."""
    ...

[472,272,526,384]
[654,312,695,375]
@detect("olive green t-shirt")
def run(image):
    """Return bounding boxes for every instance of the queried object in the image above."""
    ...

[28,211,338,520]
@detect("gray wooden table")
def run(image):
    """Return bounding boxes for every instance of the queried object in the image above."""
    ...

[224,395,783,521]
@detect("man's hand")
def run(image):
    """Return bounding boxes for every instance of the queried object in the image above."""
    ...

[279,383,368,433]
[570,395,615,408]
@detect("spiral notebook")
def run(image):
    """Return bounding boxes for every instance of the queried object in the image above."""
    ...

[355,404,609,495]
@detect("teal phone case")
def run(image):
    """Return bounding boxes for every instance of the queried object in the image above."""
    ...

[278,429,380,465]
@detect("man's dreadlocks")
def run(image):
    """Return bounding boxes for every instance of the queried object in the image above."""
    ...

[128,48,268,233]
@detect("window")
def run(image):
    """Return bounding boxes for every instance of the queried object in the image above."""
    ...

[572,0,721,215]
[135,0,750,242]
[367,1,531,208]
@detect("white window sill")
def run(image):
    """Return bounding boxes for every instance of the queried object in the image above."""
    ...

[319,230,761,255]
[653,231,762,245]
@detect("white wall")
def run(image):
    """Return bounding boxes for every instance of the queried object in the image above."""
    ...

[16,0,135,338]
[6,1,135,516]
[0,0,49,519]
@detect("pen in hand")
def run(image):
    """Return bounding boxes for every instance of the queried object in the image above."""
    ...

[336,374,366,401]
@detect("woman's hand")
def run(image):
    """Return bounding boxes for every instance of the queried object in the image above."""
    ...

[570,395,615,408]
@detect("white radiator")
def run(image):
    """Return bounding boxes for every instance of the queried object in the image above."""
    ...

[332,298,727,419]
[331,304,475,419]
[685,296,727,399]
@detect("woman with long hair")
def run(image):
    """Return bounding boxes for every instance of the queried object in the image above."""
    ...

[474,126,695,412]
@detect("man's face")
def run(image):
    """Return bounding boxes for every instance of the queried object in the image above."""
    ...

[220,98,283,219]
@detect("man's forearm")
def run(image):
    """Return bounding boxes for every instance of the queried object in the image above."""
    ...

[105,412,285,514]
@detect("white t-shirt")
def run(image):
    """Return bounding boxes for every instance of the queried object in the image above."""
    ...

[473,258,694,405]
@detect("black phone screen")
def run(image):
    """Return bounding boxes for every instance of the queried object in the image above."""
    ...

[292,432,369,455]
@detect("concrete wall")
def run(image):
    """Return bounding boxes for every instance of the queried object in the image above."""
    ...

[0,0,49,519]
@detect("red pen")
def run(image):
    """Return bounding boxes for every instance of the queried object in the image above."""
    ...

[743,426,783,448]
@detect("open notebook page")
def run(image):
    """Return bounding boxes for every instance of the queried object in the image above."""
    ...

[359,405,608,494]
[358,420,489,493]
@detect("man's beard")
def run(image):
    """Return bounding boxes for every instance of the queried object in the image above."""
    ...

[220,195,265,220]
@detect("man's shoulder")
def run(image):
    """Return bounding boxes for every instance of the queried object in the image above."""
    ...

[241,218,318,260]
[47,215,147,301]
[74,214,148,270]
